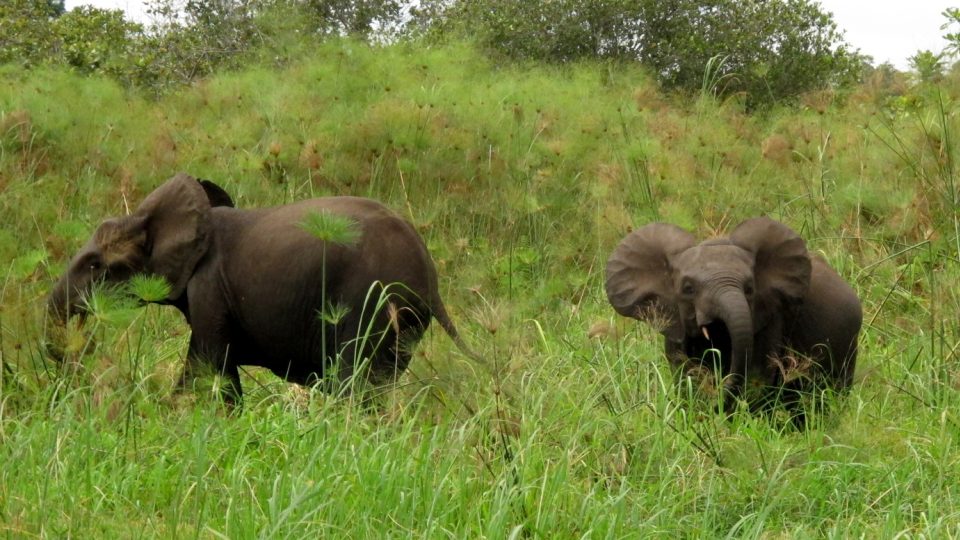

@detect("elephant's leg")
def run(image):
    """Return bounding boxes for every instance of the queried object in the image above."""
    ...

[372,313,424,383]
[746,364,786,416]
[321,336,382,410]
[327,333,369,397]
[749,387,780,417]
[324,298,425,401]
[720,354,748,415]
[368,338,412,388]
[788,369,850,429]
[783,352,846,428]
[218,362,243,408]
[339,300,397,379]
[174,334,212,394]
[330,321,409,406]
[177,332,243,408]
[180,291,246,406]
[781,383,809,429]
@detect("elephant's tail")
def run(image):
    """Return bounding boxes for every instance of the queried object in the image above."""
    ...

[432,296,482,363]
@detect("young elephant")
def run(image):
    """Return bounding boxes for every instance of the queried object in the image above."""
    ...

[47,173,475,403]
[605,217,861,419]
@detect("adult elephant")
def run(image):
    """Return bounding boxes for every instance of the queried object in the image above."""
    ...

[47,173,475,403]
[605,217,861,422]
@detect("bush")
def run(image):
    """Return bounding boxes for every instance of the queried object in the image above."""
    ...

[0,0,866,107]
[415,0,865,108]
[52,6,143,74]
[411,0,642,61]
[0,0,408,94]
[0,0,62,67]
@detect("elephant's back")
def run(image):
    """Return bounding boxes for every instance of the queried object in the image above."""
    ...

[222,196,437,317]
[807,257,861,323]
[215,195,438,368]
[282,196,402,222]
[282,197,430,268]
[252,197,418,249]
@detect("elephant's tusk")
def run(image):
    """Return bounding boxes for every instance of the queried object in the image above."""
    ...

[701,326,710,340]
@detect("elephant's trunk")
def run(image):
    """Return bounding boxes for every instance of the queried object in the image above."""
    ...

[47,282,69,325]
[44,276,87,361]
[713,288,754,406]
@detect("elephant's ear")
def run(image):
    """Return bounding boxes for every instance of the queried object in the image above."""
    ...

[198,179,235,208]
[605,223,696,332]
[730,217,811,313]
[134,173,213,300]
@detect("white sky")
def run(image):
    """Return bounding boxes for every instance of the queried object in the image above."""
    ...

[65,0,957,70]
[818,0,954,68]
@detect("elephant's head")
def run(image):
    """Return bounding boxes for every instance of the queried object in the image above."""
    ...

[605,217,812,397]
[46,173,233,358]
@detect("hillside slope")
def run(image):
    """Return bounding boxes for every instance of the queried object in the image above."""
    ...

[0,41,958,537]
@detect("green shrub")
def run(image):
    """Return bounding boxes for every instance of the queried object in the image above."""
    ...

[52,6,143,75]
[415,0,865,108]
[0,0,62,66]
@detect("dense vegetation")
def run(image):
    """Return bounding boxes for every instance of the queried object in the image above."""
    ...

[1,3,960,537]
[416,0,864,108]
[4,0,863,106]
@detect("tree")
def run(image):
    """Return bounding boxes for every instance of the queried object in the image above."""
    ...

[0,0,61,66]
[53,7,143,74]
[296,0,405,36]
[132,0,405,91]
[413,0,641,61]
[413,0,864,108]
[909,50,945,84]
[941,7,960,58]
[646,0,862,106]
[0,0,410,92]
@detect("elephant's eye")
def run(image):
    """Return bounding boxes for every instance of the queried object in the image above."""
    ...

[680,280,696,296]
[743,282,755,295]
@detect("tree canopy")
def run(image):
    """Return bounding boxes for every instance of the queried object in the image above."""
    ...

[1,0,866,107]
[415,0,865,107]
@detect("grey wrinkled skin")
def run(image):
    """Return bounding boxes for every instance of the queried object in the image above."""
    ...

[605,217,862,424]
[47,173,475,404]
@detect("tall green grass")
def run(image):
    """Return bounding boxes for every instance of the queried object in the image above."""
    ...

[1,40,959,537]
